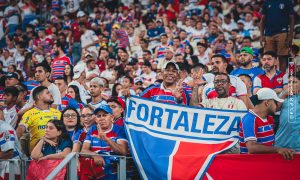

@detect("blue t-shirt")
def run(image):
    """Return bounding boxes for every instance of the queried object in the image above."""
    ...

[147,27,165,39]
[230,67,264,80]
[42,138,72,156]
[275,95,300,152]
[262,0,294,36]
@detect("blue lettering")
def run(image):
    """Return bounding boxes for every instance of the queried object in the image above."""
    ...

[191,113,201,133]
[203,114,216,134]
[38,125,46,130]
[174,111,189,132]
[226,116,241,135]
[127,99,136,118]
[137,104,149,122]
[150,106,163,127]
[165,109,178,129]
[215,116,229,135]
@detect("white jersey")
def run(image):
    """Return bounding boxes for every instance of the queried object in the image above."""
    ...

[3,106,18,129]
[88,99,107,109]
[0,121,24,178]
[81,30,99,56]
[201,96,247,110]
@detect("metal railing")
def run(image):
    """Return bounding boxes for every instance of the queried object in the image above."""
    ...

[1,153,137,180]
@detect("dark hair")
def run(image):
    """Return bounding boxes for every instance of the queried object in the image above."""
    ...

[15,84,28,93]
[54,41,63,49]
[243,36,252,42]
[36,62,51,73]
[68,85,82,103]
[55,76,68,84]
[112,83,122,97]
[185,44,194,55]
[61,107,82,132]
[238,74,252,81]
[124,75,134,84]
[32,86,48,101]
[214,72,230,83]
[4,86,19,97]
[8,64,17,72]
[263,51,277,59]
[47,120,70,140]
[63,64,74,81]
[197,42,208,49]
[211,54,227,63]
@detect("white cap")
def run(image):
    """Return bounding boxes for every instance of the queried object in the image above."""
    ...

[256,88,284,103]
[162,61,179,72]
[73,63,86,79]
[77,11,86,18]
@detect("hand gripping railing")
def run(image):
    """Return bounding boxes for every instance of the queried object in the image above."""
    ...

[46,153,128,180]
[0,159,20,180]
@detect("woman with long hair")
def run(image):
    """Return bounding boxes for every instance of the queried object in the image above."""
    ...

[67,85,83,104]
[72,105,96,152]
[63,64,74,84]
[61,107,82,140]
[31,120,72,160]
[111,83,122,97]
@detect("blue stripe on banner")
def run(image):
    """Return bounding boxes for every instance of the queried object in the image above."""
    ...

[127,122,239,141]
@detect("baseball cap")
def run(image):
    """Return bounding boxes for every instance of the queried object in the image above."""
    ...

[162,61,180,72]
[256,88,284,103]
[94,104,113,115]
[240,47,254,56]
[6,72,19,80]
[77,11,86,18]
[134,77,143,84]
[73,63,86,79]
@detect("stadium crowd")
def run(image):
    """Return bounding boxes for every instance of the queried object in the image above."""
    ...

[0,0,300,179]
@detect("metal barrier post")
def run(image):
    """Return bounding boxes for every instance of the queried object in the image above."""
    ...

[68,153,78,180]
[118,157,126,180]
[8,161,15,180]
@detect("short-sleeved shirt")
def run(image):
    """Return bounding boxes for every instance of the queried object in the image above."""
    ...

[141,83,192,105]
[73,128,89,145]
[84,124,127,154]
[262,0,294,36]
[0,121,23,177]
[51,55,71,80]
[253,71,287,90]
[88,99,108,109]
[202,75,247,100]
[230,67,264,80]
[201,96,247,110]
[19,107,61,152]
[275,95,300,152]
[239,111,275,153]
[42,138,72,156]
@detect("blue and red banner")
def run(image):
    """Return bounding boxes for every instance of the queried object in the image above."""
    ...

[125,96,247,179]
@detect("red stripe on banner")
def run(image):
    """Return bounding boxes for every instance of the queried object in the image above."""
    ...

[171,141,234,179]
[205,154,300,180]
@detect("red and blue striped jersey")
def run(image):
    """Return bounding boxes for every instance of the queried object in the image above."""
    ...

[84,124,127,154]
[51,55,71,80]
[23,80,40,100]
[253,70,286,90]
[156,45,170,60]
[59,94,85,111]
[141,83,192,105]
[239,111,275,153]
[73,128,89,144]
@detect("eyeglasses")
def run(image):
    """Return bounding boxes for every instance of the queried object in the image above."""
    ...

[63,114,77,118]
[213,79,229,85]
[81,113,93,119]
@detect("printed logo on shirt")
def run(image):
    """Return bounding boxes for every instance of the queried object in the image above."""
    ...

[277,77,283,84]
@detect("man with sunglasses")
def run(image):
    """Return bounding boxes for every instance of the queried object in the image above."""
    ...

[201,72,247,110]
[202,54,253,109]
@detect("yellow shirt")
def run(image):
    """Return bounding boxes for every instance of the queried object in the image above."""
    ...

[19,107,61,152]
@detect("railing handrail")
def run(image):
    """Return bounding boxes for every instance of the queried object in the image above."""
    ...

[46,152,78,180]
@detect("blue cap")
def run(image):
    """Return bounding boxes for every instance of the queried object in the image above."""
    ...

[6,72,19,80]
[94,104,113,115]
